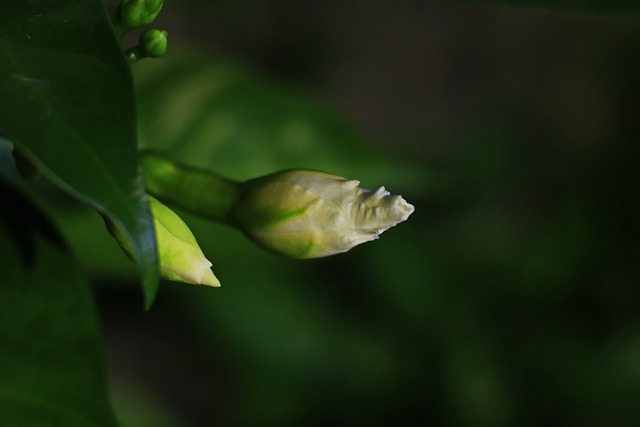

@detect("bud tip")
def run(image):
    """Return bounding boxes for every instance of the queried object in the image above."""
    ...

[199,262,221,287]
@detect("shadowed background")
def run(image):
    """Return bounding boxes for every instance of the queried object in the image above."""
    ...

[65,1,640,426]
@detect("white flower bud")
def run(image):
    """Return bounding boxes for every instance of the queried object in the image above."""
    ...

[233,170,415,259]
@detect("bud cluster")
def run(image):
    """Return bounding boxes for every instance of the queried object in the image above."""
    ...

[111,0,168,62]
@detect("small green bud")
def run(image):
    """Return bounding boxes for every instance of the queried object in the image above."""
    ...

[139,29,168,58]
[125,29,168,64]
[118,0,164,31]
[233,170,415,259]
[108,195,220,287]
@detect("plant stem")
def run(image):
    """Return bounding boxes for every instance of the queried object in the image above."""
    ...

[140,150,241,223]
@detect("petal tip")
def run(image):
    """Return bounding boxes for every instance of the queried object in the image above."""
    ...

[200,268,221,287]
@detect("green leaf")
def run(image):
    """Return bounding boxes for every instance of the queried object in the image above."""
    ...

[452,0,640,15]
[0,177,119,427]
[0,0,159,307]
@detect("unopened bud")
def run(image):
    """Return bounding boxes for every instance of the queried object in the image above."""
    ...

[233,170,415,259]
[139,29,168,58]
[108,195,220,287]
[118,0,164,31]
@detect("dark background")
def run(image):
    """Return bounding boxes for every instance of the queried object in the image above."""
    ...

[90,1,640,426]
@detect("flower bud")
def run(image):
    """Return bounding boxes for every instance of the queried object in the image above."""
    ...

[117,0,164,31]
[139,29,168,58]
[150,195,220,286]
[233,170,415,259]
[108,195,220,287]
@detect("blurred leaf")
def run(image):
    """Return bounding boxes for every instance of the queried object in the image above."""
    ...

[133,49,425,193]
[453,0,640,15]
[0,177,118,427]
[0,0,159,307]
[111,382,183,427]
[175,252,401,426]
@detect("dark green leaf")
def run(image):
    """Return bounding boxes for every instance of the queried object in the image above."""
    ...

[0,0,158,307]
[0,177,118,427]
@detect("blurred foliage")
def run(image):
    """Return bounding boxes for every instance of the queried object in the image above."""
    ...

[456,0,640,16]
[0,160,118,427]
[2,0,640,427]
[103,16,640,426]
[133,51,425,191]
[109,2,640,426]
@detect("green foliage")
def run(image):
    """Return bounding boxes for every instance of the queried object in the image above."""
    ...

[0,176,117,427]
[0,0,159,306]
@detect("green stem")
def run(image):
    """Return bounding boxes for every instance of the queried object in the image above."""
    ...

[125,47,142,63]
[140,150,241,223]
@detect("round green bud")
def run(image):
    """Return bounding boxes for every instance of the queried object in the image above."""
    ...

[139,29,168,58]
[118,0,164,30]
